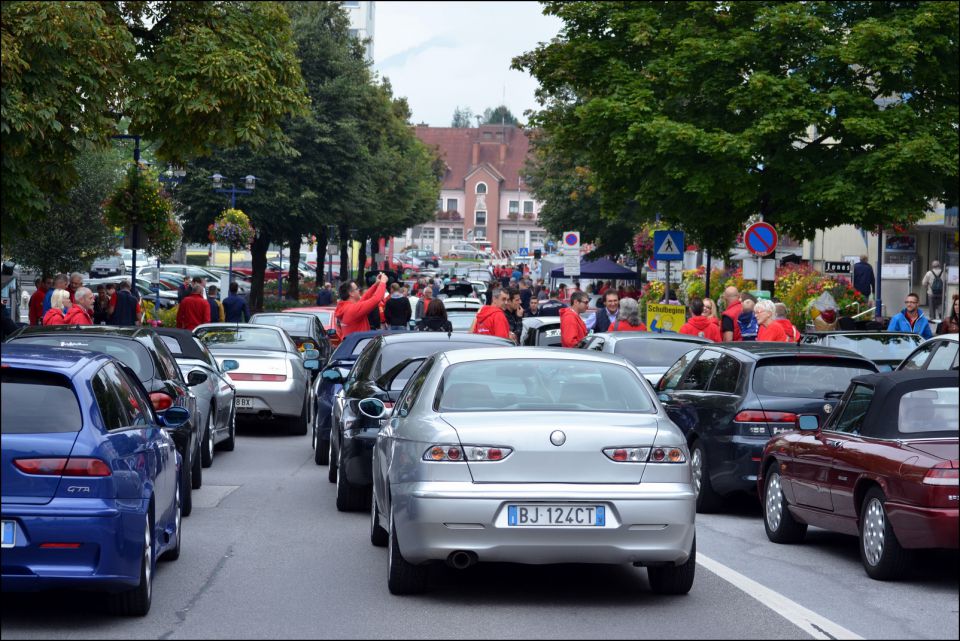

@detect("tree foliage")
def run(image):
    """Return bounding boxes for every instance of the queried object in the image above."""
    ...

[514,1,959,256]
[482,105,520,126]
[451,106,475,127]
[1,1,309,242]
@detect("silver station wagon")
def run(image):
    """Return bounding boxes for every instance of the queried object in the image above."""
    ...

[367,347,697,595]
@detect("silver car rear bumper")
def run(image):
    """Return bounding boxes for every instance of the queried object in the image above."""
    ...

[392,481,695,565]
[232,380,303,418]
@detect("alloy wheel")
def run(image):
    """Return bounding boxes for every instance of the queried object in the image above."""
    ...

[765,473,783,532]
[143,521,152,601]
[690,447,703,497]
[862,497,886,566]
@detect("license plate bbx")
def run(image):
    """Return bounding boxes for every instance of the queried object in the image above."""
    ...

[507,505,605,527]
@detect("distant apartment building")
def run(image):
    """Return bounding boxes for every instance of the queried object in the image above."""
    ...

[397,125,550,256]
[342,0,375,61]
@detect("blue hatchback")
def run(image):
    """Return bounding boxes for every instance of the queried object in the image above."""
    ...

[1,344,188,616]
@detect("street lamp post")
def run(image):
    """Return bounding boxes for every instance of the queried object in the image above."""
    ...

[157,165,186,315]
[327,225,337,287]
[517,176,522,258]
[211,173,257,295]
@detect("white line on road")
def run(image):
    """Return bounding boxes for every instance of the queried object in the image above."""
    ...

[698,554,864,641]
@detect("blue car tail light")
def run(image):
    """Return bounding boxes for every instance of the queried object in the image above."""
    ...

[14,458,112,477]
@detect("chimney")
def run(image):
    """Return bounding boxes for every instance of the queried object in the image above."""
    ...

[499,142,507,164]
[472,141,479,167]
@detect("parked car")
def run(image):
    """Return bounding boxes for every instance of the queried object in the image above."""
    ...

[223,261,288,282]
[155,328,238,467]
[446,243,484,260]
[249,312,332,367]
[193,323,319,435]
[896,333,958,372]
[437,282,481,300]
[655,343,878,512]
[520,317,563,347]
[578,332,710,384]
[90,253,126,278]
[447,311,479,333]
[369,347,697,595]
[759,370,958,580]
[324,332,513,512]
[440,297,482,313]
[282,305,339,346]
[406,249,440,268]
[85,277,178,310]
[1,344,188,615]
[311,330,398,465]
[7,325,203,515]
[203,268,252,294]
[799,331,923,371]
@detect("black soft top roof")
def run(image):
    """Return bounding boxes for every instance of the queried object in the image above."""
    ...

[154,327,208,361]
[851,370,959,439]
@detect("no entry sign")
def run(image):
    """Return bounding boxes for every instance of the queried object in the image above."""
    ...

[745,222,778,257]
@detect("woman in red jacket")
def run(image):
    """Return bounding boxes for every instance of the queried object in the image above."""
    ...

[610,297,647,332]
[679,298,722,342]
[42,289,71,326]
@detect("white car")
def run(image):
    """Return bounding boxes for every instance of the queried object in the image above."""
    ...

[446,243,484,260]
[897,333,958,371]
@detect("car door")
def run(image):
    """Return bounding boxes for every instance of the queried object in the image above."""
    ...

[898,342,938,371]
[924,340,959,371]
[656,349,702,436]
[825,383,877,521]
[669,349,723,437]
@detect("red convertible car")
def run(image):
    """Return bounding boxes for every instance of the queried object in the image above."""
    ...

[759,370,958,580]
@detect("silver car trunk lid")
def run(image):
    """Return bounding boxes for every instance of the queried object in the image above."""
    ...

[208,350,290,376]
[440,411,659,483]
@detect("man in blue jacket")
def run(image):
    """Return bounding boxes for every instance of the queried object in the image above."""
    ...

[887,292,932,339]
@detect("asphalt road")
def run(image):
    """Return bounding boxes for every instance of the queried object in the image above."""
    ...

[2,422,956,640]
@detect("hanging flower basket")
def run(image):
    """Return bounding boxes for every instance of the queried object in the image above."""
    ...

[208,208,256,251]
[104,163,178,256]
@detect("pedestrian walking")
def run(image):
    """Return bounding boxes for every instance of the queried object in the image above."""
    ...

[560,291,589,347]
[937,295,959,335]
[679,298,721,341]
[720,286,742,341]
[222,281,250,323]
[334,273,388,339]
[42,274,68,315]
[415,285,433,320]
[853,255,875,301]
[610,297,647,332]
[207,285,225,323]
[64,287,94,325]
[176,283,211,331]
[887,292,933,339]
[417,299,453,333]
[538,291,569,317]
[110,280,141,326]
[754,299,789,342]
[43,289,71,325]
[29,277,49,326]
[471,286,511,339]
[316,282,335,306]
[384,283,412,330]
[774,303,801,343]
[505,287,524,344]
[594,291,620,333]
[737,294,759,341]
[920,260,945,320]
[519,279,533,315]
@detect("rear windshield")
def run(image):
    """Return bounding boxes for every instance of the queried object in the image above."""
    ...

[196,327,285,351]
[899,388,959,435]
[12,336,153,382]
[827,334,921,366]
[613,338,703,367]
[1,369,83,433]
[379,341,500,380]
[448,313,477,331]
[754,360,874,398]
[253,315,312,334]
[331,337,374,362]
[437,360,655,413]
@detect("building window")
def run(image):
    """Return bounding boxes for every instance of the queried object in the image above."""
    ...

[475,211,487,225]
[348,28,359,38]
[508,200,519,215]
[446,198,458,213]
[530,231,547,246]
[475,227,487,240]
[436,198,443,212]
[420,227,436,240]
[523,201,535,215]
[483,131,493,140]
[440,228,463,240]
[343,1,360,8]
[475,182,487,194]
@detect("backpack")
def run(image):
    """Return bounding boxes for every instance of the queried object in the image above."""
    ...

[931,269,944,297]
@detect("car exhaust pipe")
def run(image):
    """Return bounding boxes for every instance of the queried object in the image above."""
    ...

[446,550,477,570]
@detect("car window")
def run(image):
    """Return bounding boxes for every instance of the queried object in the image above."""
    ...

[658,350,699,391]
[752,360,874,398]
[151,334,182,382]
[196,327,285,351]
[899,343,937,371]
[347,339,380,388]
[93,363,136,430]
[830,384,874,435]
[679,350,722,391]
[396,357,434,417]
[109,363,152,428]
[826,334,922,363]
[708,355,742,394]
[613,339,703,368]
[193,338,220,369]
[251,314,312,334]
[926,341,958,371]
[1,368,82,434]
[899,387,959,436]
[377,341,500,378]
[13,336,154,382]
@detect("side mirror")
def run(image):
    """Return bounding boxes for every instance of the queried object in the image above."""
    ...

[304,359,320,370]
[327,328,337,337]
[658,394,670,403]
[797,415,819,431]
[322,368,343,383]
[302,348,320,361]
[300,342,316,351]
[221,359,239,372]
[160,406,190,428]
[187,370,208,386]
[358,397,388,420]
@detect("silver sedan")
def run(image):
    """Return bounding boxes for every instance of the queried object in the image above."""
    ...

[368,347,696,595]
[194,323,321,435]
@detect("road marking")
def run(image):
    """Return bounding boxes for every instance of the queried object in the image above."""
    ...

[698,553,863,640]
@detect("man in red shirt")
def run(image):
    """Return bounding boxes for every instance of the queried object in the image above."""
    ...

[720,286,742,341]
[560,291,590,347]
[63,287,95,325]
[755,299,789,342]
[335,273,388,339]
[773,303,801,343]
[679,298,722,342]
[176,283,211,330]
[471,286,511,339]
[28,277,49,325]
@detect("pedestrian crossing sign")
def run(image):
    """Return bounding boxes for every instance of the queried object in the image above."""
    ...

[653,230,684,260]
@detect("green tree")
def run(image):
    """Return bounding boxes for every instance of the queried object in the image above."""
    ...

[5,148,126,278]
[1,1,309,242]
[514,1,958,256]
[451,106,475,127]
[482,105,519,126]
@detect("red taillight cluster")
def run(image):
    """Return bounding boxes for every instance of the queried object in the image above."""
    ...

[14,458,111,477]
[734,410,799,436]
[227,373,287,382]
[923,462,960,486]
[602,447,686,463]
[423,445,512,462]
[149,392,174,411]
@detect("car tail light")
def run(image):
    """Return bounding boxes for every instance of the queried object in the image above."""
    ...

[423,445,512,462]
[923,462,960,486]
[14,458,111,476]
[734,410,798,436]
[150,392,174,411]
[40,543,82,549]
[228,373,287,382]
[603,447,686,463]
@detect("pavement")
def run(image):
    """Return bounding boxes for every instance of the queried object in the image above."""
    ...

[2,421,956,639]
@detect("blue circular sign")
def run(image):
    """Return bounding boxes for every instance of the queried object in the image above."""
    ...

[745,222,778,256]
[564,233,579,247]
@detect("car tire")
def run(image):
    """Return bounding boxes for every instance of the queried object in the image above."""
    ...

[860,487,911,580]
[690,441,722,513]
[107,514,153,616]
[200,410,214,468]
[315,432,330,466]
[161,482,182,562]
[387,508,427,595]
[647,536,696,595]
[191,436,202,490]
[181,453,193,517]
[449,253,459,260]
[763,466,807,544]
[218,408,236,452]
[370,485,388,547]
[328,438,337,483]
[289,394,309,436]
[336,449,370,512]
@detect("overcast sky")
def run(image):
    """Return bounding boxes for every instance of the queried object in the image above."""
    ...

[373,1,563,127]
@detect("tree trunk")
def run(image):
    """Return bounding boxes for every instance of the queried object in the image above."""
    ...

[357,232,368,286]
[286,234,301,300]
[339,224,350,284]
[317,227,329,285]
[250,233,270,314]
